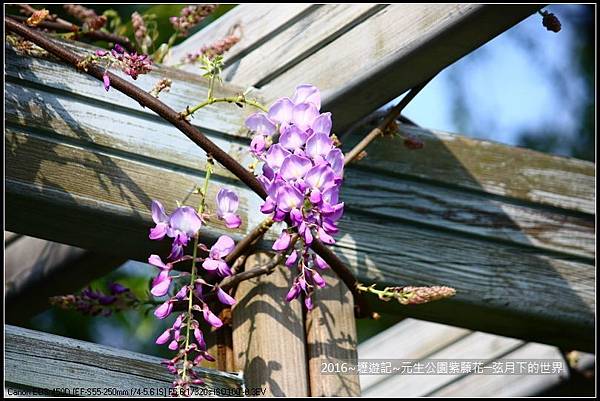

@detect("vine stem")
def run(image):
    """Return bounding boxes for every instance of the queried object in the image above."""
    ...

[4,17,371,318]
[181,158,213,385]
[182,95,268,117]
[343,77,433,165]
[7,14,136,52]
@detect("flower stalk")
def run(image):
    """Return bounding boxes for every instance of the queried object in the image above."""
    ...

[180,157,213,386]
[357,283,456,305]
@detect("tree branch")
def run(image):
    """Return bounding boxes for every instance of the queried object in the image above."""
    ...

[343,78,433,165]
[5,17,373,318]
[8,14,136,53]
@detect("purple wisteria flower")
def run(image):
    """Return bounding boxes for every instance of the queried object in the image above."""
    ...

[148,200,203,261]
[245,84,344,310]
[93,44,152,91]
[147,197,239,391]
[202,235,235,276]
[216,188,242,229]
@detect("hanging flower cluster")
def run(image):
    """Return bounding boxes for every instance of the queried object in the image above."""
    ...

[49,283,137,316]
[94,44,152,91]
[147,188,242,391]
[245,84,344,310]
[170,4,218,37]
[182,31,240,64]
[63,4,107,31]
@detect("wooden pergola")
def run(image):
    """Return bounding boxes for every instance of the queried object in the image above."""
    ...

[5,4,595,397]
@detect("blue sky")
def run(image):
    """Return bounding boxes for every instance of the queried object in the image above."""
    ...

[402,5,590,148]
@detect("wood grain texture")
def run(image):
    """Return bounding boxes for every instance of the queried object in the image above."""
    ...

[344,168,594,259]
[358,318,471,392]
[359,319,588,397]
[306,268,361,396]
[261,4,543,131]
[429,343,572,397]
[5,235,126,324]
[334,214,595,350]
[346,124,596,215]
[232,253,309,396]
[222,4,385,87]
[5,325,243,395]
[362,331,524,397]
[5,40,257,141]
[164,4,316,71]
[5,40,595,350]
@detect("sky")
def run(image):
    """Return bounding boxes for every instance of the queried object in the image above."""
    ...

[402,4,591,149]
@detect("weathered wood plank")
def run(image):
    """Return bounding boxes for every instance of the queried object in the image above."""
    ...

[232,253,309,396]
[4,231,22,246]
[221,4,385,87]
[362,331,524,397]
[6,123,594,350]
[5,235,126,324]
[429,343,578,397]
[334,215,595,351]
[358,319,588,397]
[358,318,471,392]
[344,168,594,259]
[260,4,542,131]
[165,4,316,71]
[5,41,595,350]
[306,268,361,396]
[5,40,257,141]
[347,124,596,215]
[6,82,593,260]
[5,325,243,395]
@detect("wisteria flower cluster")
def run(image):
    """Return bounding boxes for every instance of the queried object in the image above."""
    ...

[182,30,240,64]
[63,4,107,31]
[49,283,136,317]
[170,4,218,37]
[245,84,344,310]
[94,44,152,91]
[147,187,242,391]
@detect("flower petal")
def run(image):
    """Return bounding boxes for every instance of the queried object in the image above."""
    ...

[154,300,173,319]
[268,97,294,125]
[292,84,321,109]
[279,125,308,150]
[203,305,223,328]
[245,112,276,136]
[292,102,319,131]
[312,112,332,135]
[211,235,236,258]
[272,230,291,251]
[216,287,237,306]
[151,270,172,296]
[223,213,242,229]
[148,254,168,269]
[155,328,171,345]
[151,200,169,224]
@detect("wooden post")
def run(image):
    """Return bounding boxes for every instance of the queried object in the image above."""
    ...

[232,252,309,396]
[306,268,361,396]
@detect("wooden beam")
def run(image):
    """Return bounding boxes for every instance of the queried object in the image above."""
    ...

[219,4,386,87]
[362,331,525,397]
[258,4,543,131]
[358,318,471,392]
[164,4,317,71]
[359,318,589,397]
[346,124,596,216]
[430,343,593,397]
[306,268,361,396]
[5,41,595,350]
[5,235,126,324]
[232,253,309,396]
[5,325,244,395]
